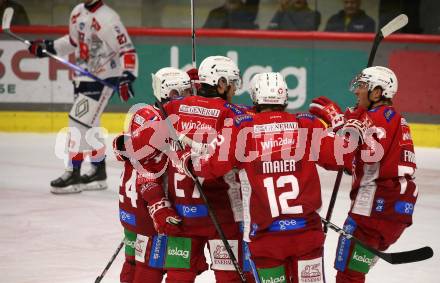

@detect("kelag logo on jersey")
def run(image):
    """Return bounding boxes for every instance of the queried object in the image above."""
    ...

[258,265,286,283]
[164,237,192,269]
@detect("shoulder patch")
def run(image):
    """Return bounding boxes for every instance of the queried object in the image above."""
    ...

[234,114,253,126]
[224,102,244,115]
[133,113,145,126]
[296,113,316,120]
[383,108,396,122]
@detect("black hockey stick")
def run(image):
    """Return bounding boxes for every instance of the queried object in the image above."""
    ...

[95,239,124,283]
[190,0,196,68]
[322,218,433,264]
[152,98,247,283]
[324,14,409,235]
[1,7,118,93]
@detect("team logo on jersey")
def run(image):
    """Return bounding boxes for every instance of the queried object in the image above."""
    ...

[384,108,396,122]
[209,239,239,270]
[298,258,323,283]
[135,234,149,263]
[178,105,220,117]
[79,22,85,30]
[254,122,298,134]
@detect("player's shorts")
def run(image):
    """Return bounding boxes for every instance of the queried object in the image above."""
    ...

[334,215,407,283]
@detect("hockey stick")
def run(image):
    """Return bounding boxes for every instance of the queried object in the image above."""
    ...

[190,0,196,68]
[95,239,124,283]
[1,7,118,93]
[322,217,433,264]
[153,98,247,283]
[323,14,409,235]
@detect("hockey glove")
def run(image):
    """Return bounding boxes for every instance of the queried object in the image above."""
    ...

[340,107,371,144]
[309,96,345,130]
[118,71,136,102]
[112,133,129,161]
[148,198,182,235]
[186,68,200,93]
[28,39,56,58]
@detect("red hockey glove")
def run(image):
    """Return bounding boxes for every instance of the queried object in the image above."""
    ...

[341,107,371,144]
[186,68,200,93]
[309,96,345,130]
[148,198,182,235]
[28,39,55,58]
[112,133,129,161]
[118,71,136,102]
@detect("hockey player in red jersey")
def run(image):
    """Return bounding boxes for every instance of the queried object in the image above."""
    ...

[28,0,138,194]
[159,56,256,283]
[113,67,192,283]
[180,72,348,283]
[311,66,418,283]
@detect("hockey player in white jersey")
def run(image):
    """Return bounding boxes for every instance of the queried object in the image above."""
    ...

[28,0,138,194]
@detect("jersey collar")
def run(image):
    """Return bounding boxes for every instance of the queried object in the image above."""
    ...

[85,0,103,13]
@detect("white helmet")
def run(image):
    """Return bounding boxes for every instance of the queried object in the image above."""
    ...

[250,72,288,105]
[151,67,191,100]
[350,66,398,99]
[198,56,241,88]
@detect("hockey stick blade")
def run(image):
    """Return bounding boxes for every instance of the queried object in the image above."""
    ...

[381,14,408,38]
[322,218,434,264]
[376,246,433,265]
[2,7,13,31]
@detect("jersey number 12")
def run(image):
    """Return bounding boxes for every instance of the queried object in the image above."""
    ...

[263,175,303,217]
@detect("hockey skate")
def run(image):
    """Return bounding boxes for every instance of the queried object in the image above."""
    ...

[50,168,83,194]
[80,162,108,191]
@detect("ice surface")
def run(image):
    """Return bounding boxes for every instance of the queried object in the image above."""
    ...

[0,133,438,283]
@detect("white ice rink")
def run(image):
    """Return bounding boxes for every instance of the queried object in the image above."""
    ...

[0,133,438,283]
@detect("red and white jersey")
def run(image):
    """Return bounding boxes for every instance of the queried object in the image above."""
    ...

[348,105,417,224]
[118,103,170,235]
[196,110,340,241]
[54,0,137,79]
[163,96,244,232]
[118,160,157,236]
